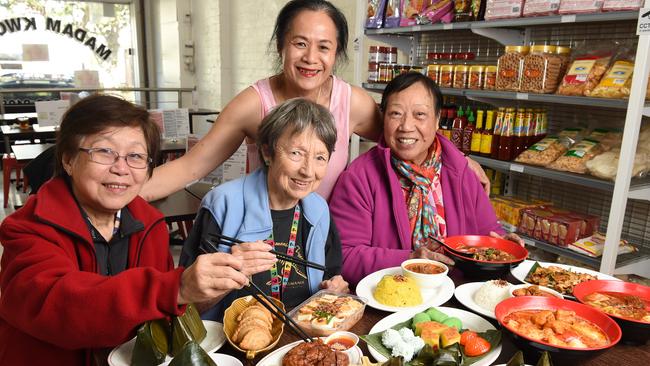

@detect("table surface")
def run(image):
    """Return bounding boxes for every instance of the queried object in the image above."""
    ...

[149,188,200,222]
[11,143,54,161]
[216,269,650,366]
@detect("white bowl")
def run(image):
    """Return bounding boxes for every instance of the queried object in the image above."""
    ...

[401,258,449,289]
[323,330,359,360]
[509,284,564,299]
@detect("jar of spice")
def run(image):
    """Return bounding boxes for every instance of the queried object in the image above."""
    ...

[520,45,562,94]
[368,62,380,83]
[369,46,381,63]
[439,65,454,88]
[387,47,398,64]
[427,64,441,83]
[379,63,392,83]
[496,46,529,91]
[468,65,485,89]
[453,65,469,89]
[483,65,497,90]
[379,46,389,64]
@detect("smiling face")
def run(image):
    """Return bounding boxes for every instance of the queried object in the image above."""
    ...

[63,126,149,221]
[280,10,337,95]
[383,82,440,165]
[263,127,330,210]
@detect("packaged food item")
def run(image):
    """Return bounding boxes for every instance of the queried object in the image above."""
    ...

[483,65,497,90]
[602,0,644,11]
[590,60,635,99]
[496,45,529,91]
[427,64,440,83]
[453,64,469,88]
[400,0,424,26]
[548,138,604,174]
[454,0,473,21]
[366,0,387,28]
[557,53,611,96]
[384,0,402,27]
[288,291,367,337]
[586,147,650,181]
[519,207,583,247]
[558,0,604,14]
[491,196,549,232]
[555,46,572,82]
[564,212,600,238]
[422,0,455,24]
[468,65,484,89]
[439,64,454,87]
[523,0,561,16]
[484,0,524,20]
[514,136,570,166]
[568,232,637,258]
[586,128,622,150]
[520,45,563,93]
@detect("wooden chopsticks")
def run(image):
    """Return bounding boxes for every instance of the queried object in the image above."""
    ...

[199,240,312,343]
[207,233,327,272]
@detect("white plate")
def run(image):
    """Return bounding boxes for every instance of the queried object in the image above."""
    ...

[356,267,455,312]
[164,353,242,366]
[510,260,620,298]
[255,339,363,366]
[367,306,501,365]
[108,320,226,366]
[454,282,508,320]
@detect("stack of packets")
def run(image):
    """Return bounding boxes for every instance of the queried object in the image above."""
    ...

[518,206,600,247]
[569,232,638,257]
[490,196,549,232]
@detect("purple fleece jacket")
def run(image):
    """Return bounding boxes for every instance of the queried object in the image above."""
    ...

[329,134,504,286]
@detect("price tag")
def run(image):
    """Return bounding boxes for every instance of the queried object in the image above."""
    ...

[443,23,453,30]
[510,164,524,173]
[412,25,422,31]
[523,238,536,247]
[516,93,529,100]
[561,15,576,23]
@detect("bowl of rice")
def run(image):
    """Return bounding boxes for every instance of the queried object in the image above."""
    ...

[373,274,422,307]
[473,280,512,313]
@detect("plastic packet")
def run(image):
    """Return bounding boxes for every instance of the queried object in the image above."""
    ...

[366,0,387,28]
[384,0,402,27]
[602,0,644,11]
[568,232,637,258]
[421,0,454,24]
[484,0,524,20]
[548,138,604,174]
[587,146,650,181]
[556,46,613,96]
[400,0,425,26]
[523,0,561,16]
[514,136,571,166]
[586,128,622,150]
[558,0,604,14]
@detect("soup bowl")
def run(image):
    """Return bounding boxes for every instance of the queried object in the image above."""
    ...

[442,235,528,279]
[573,280,650,345]
[495,296,621,362]
[401,258,449,289]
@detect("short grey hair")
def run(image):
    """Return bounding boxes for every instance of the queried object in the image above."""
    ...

[257,98,337,169]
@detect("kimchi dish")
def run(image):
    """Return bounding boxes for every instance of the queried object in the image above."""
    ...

[503,309,609,348]
[457,245,516,261]
[583,292,650,323]
[525,266,597,295]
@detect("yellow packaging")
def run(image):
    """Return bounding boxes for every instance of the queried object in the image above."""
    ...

[590,60,634,99]
[490,196,549,231]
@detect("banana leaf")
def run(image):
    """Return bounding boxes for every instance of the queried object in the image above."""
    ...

[131,319,170,366]
[168,341,216,366]
[171,304,207,356]
[536,351,553,366]
[506,350,525,366]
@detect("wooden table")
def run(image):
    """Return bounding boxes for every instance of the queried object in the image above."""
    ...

[1,124,57,152]
[11,143,54,162]
[218,269,650,365]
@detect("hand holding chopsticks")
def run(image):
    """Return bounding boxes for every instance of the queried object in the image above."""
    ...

[208,233,327,272]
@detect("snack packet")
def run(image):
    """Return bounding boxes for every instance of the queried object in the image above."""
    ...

[366,0,387,29]
[384,0,402,27]
[548,138,604,174]
[568,232,637,257]
[515,136,570,166]
[589,60,635,99]
[557,53,612,96]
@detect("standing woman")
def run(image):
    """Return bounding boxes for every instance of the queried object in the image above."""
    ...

[140,0,491,201]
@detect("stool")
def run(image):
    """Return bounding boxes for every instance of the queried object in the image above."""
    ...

[3,153,26,208]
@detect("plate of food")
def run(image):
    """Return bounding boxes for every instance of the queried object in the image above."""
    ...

[287,290,367,337]
[356,267,455,313]
[255,338,364,366]
[510,260,619,299]
[454,280,513,320]
[362,306,502,365]
[108,320,226,366]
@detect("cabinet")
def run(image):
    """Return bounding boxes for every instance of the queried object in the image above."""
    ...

[352,4,650,276]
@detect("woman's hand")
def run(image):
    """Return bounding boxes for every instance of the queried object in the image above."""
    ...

[410,246,455,266]
[230,240,277,276]
[177,252,249,305]
[466,156,490,195]
[490,231,525,247]
[319,275,350,294]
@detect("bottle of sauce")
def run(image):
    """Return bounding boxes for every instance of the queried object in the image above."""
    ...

[470,109,484,155]
[490,107,505,159]
[480,110,494,157]
[512,108,526,159]
[523,108,534,150]
[462,109,475,155]
[498,108,515,161]
[442,107,455,140]
[451,107,465,150]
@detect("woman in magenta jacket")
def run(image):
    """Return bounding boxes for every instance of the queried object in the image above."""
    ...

[329,72,522,286]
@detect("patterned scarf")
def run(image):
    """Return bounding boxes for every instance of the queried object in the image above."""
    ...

[391,139,447,250]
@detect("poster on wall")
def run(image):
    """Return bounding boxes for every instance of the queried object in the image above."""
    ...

[149,108,190,140]
[35,100,70,127]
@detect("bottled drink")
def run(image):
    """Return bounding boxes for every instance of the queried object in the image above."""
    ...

[480,110,494,157]
[470,109,484,154]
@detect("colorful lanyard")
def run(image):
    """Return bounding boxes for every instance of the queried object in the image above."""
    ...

[268,205,301,300]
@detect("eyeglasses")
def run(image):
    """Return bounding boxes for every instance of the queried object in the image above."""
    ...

[78,147,152,169]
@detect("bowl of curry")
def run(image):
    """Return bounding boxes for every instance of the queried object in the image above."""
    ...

[442,235,528,278]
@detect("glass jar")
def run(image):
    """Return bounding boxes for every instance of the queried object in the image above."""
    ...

[453,65,469,88]
[468,65,485,89]
[483,65,497,90]
[555,46,572,79]
[368,46,381,63]
[496,46,529,91]
[521,45,562,93]
[379,63,392,83]
[387,47,398,64]
[368,62,380,83]
[379,46,389,64]
[427,64,441,84]
[439,65,454,88]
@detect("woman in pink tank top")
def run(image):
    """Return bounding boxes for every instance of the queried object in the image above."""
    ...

[141,0,488,202]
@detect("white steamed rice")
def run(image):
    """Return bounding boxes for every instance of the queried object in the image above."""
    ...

[473,279,511,312]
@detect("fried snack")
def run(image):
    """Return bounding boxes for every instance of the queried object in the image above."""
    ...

[233,304,274,351]
[515,136,568,166]
[557,55,611,96]
[590,60,635,99]
[548,139,603,174]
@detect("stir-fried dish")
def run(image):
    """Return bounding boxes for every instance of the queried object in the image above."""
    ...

[583,292,650,323]
[457,245,516,262]
[512,286,558,298]
[525,266,597,295]
[503,309,609,349]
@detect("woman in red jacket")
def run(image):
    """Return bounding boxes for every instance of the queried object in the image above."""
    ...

[0,95,276,366]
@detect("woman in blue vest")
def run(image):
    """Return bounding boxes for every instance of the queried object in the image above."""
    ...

[180,98,348,319]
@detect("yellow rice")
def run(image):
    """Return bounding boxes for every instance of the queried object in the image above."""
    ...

[373,274,422,307]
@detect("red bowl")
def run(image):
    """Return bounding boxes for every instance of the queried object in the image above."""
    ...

[495,296,622,361]
[442,235,528,278]
[573,280,650,344]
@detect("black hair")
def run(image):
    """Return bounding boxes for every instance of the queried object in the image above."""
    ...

[380,72,443,118]
[270,0,349,65]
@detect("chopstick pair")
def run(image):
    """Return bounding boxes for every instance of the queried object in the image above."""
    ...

[208,233,327,272]
[199,239,312,343]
